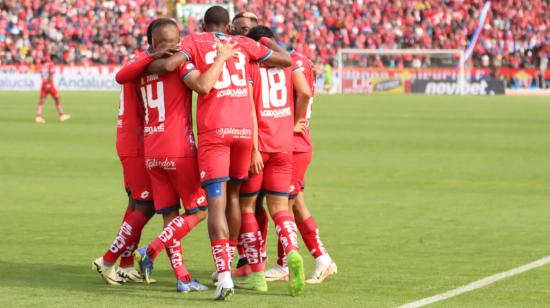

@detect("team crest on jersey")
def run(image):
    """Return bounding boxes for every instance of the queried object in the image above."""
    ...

[186,63,194,70]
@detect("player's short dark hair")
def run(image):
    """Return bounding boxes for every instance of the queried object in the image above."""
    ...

[204,6,230,27]
[232,12,258,24]
[147,18,178,44]
[247,25,275,41]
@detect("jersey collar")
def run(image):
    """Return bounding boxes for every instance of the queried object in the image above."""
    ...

[213,32,228,40]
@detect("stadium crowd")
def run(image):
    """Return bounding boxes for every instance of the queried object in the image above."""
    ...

[0,0,166,65]
[0,0,548,69]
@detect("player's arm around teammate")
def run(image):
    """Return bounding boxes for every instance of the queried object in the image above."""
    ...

[183,42,241,95]
[115,47,178,84]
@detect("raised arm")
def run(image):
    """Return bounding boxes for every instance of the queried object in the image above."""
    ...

[116,47,178,84]
[292,69,313,133]
[259,37,292,68]
[146,52,187,75]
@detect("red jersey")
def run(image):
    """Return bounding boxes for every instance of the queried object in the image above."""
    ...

[249,62,294,153]
[41,63,55,83]
[138,61,198,158]
[290,51,314,153]
[116,52,147,157]
[179,32,273,134]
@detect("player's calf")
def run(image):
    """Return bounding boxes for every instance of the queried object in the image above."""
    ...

[293,195,336,284]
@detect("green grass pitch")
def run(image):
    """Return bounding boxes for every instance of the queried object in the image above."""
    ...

[1,91,550,307]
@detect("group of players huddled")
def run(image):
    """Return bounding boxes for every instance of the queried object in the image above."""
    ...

[92,6,336,300]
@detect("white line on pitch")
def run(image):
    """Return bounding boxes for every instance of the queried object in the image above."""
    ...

[398,255,550,308]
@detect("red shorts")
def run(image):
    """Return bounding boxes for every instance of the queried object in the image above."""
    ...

[119,155,153,205]
[145,157,207,215]
[198,128,253,186]
[40,82,59,98]
[289,151,312,199]
[241,152,292,197]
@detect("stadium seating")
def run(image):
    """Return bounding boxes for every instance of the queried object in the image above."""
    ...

[1,0,548,69]
[0,0,166,65]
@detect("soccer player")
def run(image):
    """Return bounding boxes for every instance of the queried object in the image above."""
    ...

[118,18,241,293]
[236,25,309,296]
[228,12,272,278]
[265,43,337,285]
[145,6,292,300]
[35,56,70,124]
[230,12,258,36]
[92,36,166,285]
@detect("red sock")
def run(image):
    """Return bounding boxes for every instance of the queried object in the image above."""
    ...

[103,211,148,265]
[240,213,263,272]
[211,239,230,273]
[237,241,246,260]
[298,216,328,258]
[228,240,238,268]
[122,207,133,221]
[277,239,286,266]
[272,211,299,255]
[119,207,137,268]
[165,238,192,281]
[146,214,199,260]
[35,104,43,117]
[55,100,64,115]
[119,231,140,268]
[256,208,269,257]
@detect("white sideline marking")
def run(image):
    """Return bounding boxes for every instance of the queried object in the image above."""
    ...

[398,255,550,308]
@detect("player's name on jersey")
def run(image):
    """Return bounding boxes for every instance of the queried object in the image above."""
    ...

[141,74,159,83]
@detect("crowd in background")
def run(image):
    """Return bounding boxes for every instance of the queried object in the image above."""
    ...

[0,0,165,65]
[1,0,548,71]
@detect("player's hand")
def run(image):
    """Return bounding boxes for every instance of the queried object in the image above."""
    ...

[250,149,264,175]
[151,47,180,59]
[293,118,308,134]
[216,42,240,61]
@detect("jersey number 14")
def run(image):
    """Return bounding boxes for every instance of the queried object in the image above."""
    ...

[140,81,165,124]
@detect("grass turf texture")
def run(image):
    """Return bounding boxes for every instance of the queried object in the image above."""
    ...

[1,91,549,307]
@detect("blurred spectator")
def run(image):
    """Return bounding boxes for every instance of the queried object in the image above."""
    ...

[228,0,549,69]
[0,0,166,65]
